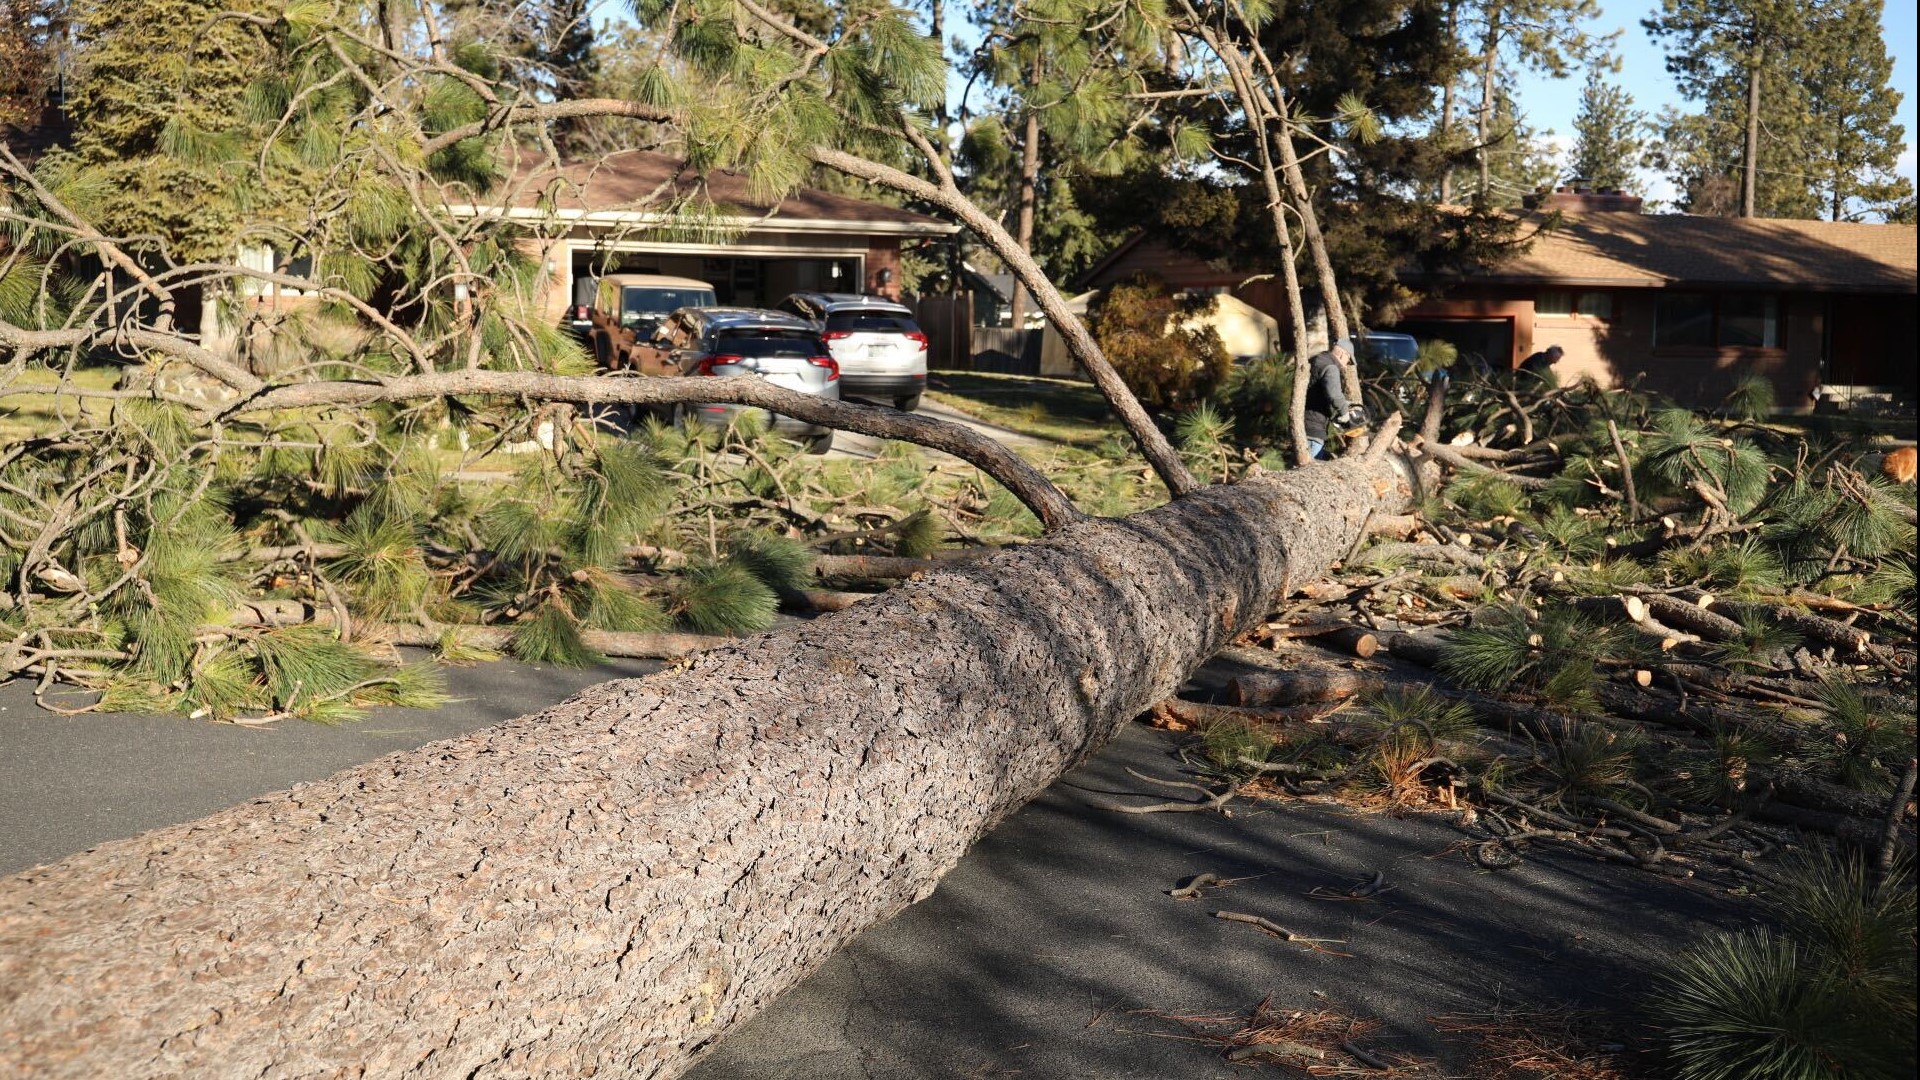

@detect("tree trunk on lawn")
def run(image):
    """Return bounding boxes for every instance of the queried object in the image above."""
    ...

[0,454,1415,1080]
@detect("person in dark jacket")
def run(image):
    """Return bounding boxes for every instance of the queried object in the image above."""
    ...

[1518,344,1563,380]
[1303,338,1365,458]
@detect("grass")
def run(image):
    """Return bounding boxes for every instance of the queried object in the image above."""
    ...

[925,371,1124,449]
[0,365,121,443]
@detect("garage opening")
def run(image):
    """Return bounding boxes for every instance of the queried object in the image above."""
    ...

[568,252,863,309]
[1393,318,1516,372]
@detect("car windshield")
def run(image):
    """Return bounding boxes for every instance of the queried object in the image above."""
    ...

[622,286,715,325]
[825,312,917,333]
[1366,337,1419,362]
[710,329,822,357]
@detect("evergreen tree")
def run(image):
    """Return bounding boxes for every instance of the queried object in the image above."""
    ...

[1459,0,1609,204]
[1568,67,1647,193]
[0,0,67,131]
[54,0,286,259]
[1799,0,1911,221]
[1643,0,1808,217]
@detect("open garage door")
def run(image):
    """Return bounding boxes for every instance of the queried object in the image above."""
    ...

[569,251,863,309]
[1392,317,1516,373]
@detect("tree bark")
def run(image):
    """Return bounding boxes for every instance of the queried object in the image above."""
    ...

[1742,41,1762,218]
[1476,13,1499,201]
[1008,56,1044,328]
[0,454,1416,1079]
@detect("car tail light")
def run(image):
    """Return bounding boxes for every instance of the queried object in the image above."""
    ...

[573,304,590,319]
[822,330,854,341]
[696,354,743,376]
[809,356,841,381]
[905,330,929,350]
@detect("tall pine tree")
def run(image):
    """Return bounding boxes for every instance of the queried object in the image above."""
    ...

[1569,66,1647,193]
[1645,0,1811,217]
[1799,0,1911,221]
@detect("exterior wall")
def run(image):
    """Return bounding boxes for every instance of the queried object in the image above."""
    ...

[1081,236,1318,348]
[1415,284,1832,409]
[1581,290,1818,409]
[516,236,572,328]
[865,240,902,301]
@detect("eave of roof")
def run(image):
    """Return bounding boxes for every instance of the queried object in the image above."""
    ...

[456,149,957,238]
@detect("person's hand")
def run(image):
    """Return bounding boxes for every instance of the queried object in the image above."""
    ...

[1345,405,1369,427]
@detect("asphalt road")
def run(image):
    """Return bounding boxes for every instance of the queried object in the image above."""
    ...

[0,657,659,875]
[827,395,1049,460]
[0,651,1755,1078]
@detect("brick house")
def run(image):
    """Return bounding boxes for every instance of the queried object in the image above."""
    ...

[1078,191,1915,409]
[1396,191,1917,409]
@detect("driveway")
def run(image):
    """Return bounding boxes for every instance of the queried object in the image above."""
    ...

[827,395,1051,460]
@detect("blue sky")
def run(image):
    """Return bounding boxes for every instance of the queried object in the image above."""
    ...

[1511,0,1918,199]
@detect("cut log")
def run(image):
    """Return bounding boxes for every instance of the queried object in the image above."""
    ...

[0,454,1416,1078]
[1380,629,1446,668]
[1624,592,1745,643]
[1569,596,1701,652]
[1309,626,1380,659]
[788,589,876,613]
[1228,669,1387,707]
[1716,601,1871,654]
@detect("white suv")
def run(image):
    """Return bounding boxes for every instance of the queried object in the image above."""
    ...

[775,292,928,412]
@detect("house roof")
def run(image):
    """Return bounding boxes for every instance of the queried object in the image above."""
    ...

[1474,213,1917,294]
[460,150,955,237]
[1,106,73,168]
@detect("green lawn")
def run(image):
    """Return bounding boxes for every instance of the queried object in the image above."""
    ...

[0,366,120,444]
[925,370,1123,449]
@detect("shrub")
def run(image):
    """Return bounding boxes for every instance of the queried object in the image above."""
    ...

[1087,275,1231,411]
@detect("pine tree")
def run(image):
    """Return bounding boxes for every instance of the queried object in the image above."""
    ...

[1569,67,1647,193]
[54,0,290,259]
[0,0,67,131]
[1644,0,1811,217]
[1462,0,1609,204]
[1799,0,1911,221]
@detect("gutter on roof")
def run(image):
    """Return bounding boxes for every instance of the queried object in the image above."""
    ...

[445,204,957,237]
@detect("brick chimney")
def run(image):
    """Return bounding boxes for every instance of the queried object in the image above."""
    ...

[1523,183,1644,213]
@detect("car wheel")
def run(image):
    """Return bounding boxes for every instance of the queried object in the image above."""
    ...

[893,392,922,413]
[804,431,834,455]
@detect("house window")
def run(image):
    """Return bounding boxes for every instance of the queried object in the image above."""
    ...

[1720,295,1779,348]
[237,242,316,297]
[1537,290,1613,319]
[1654,292,1782,349]
[1654,292,1716,348]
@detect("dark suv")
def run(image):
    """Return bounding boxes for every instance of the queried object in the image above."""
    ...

[774,292,928,411]
[646,307,841,454]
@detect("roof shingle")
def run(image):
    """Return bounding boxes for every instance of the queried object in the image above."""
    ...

[1484,213,1916,294]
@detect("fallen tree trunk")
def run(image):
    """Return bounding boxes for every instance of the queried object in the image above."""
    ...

[0,454,1414,1078]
